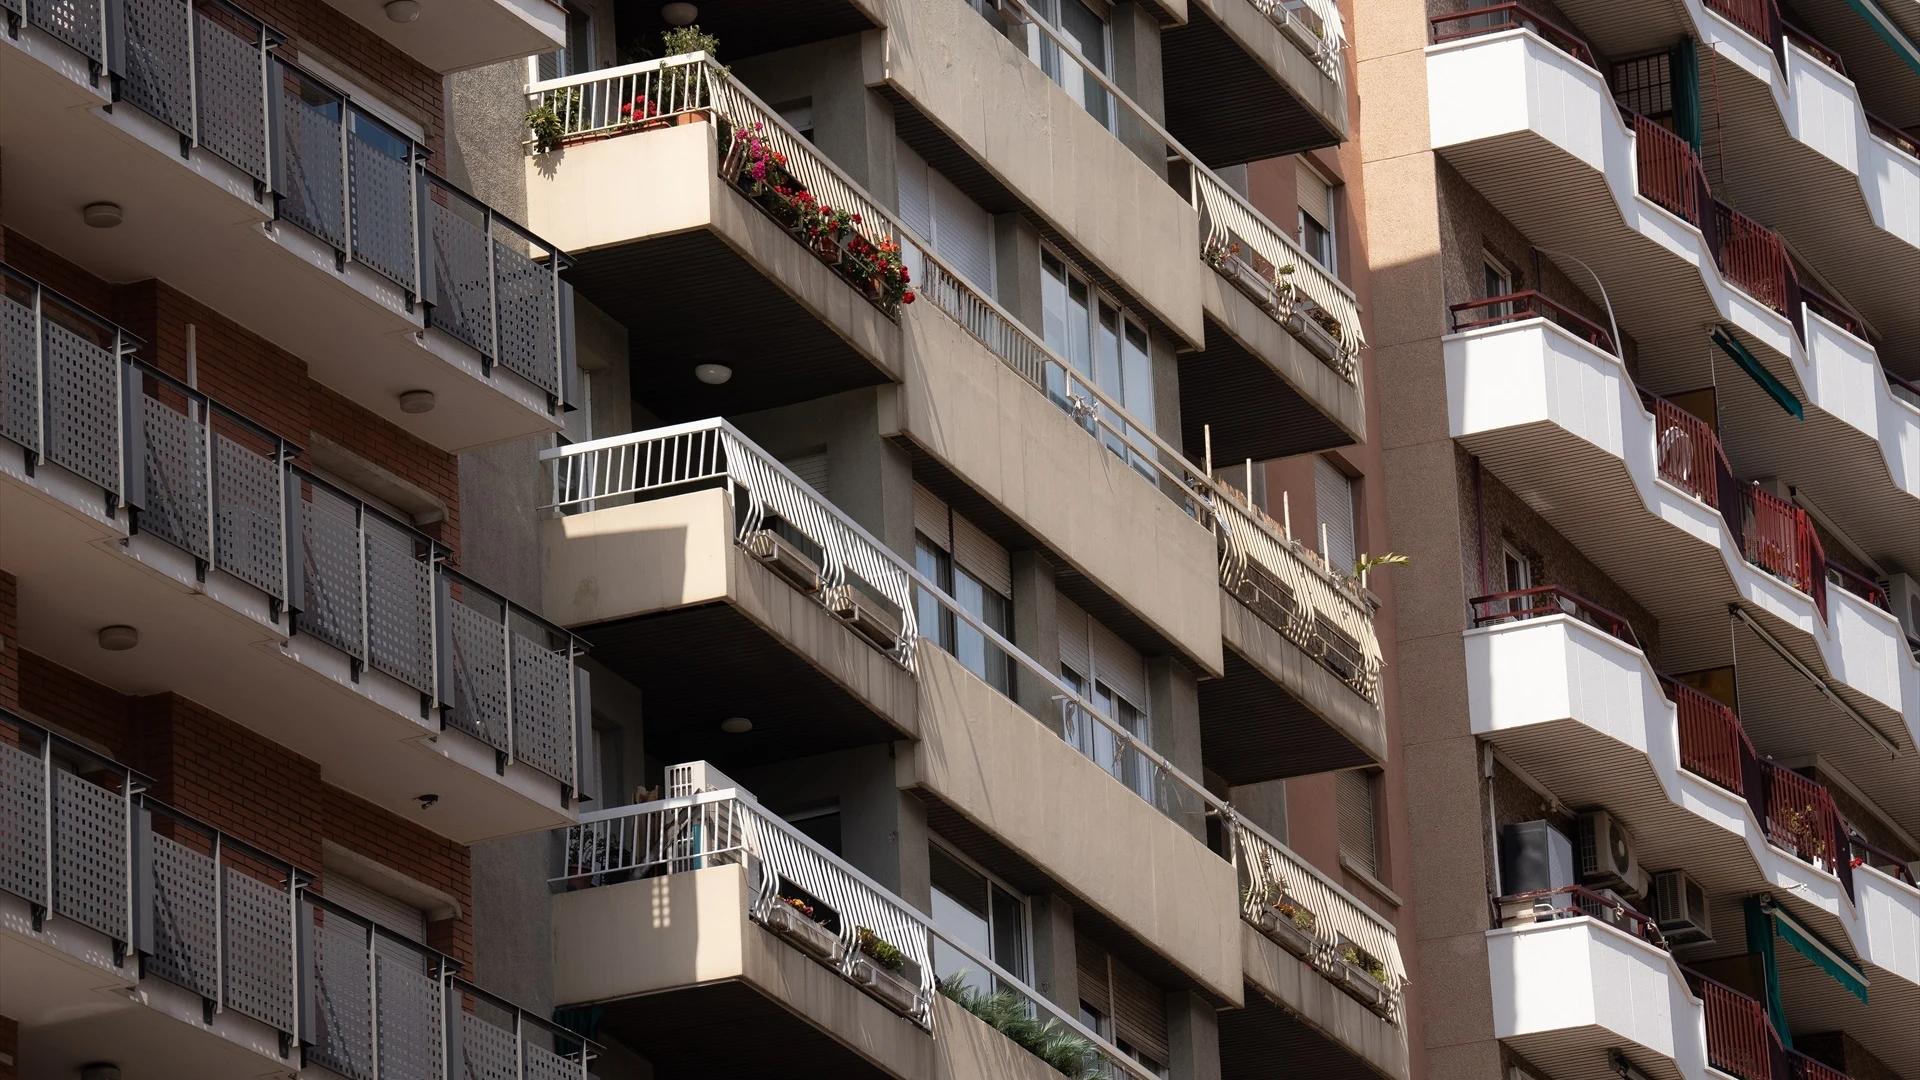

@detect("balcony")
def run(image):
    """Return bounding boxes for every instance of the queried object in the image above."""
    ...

[1162,0,1350,162]
[0,14,572,452]
[551,778,1171,1080]
[0,708,593,1079]
[0,269,590,843]
[1530,0,1920,354]
[311,0,565,74]
[1228,818,1410,1079]
[1466,604,1920,1078]
[1426,21,1920,576]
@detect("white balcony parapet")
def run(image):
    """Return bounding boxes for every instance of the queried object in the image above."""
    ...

[522,56,1382,699]
[1248,0,1349,76]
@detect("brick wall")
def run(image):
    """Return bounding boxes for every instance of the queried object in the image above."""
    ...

[324,786,475,963]
[0,1012,15,1080]
[0,572,15,714]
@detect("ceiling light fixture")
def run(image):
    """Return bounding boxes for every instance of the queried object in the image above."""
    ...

[720,716,753,734]
[82,202,123,229]
[398,389,437,414]
[661,2,698,26]
[385,0,421,22]
[97,625,139,652]
[694,363,732,385]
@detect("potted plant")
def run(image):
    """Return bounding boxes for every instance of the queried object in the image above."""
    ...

[562,828,611,889]
[840,233,916,311]
[1333,943,1392,1017]
[848,926,921,1016]
[656,25,721,124]
[763,893,842,961]
[1259,893,1319,960]
[525,88,581,155]
[940,974,1104,1079]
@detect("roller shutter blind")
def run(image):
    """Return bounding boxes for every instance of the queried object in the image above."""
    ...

[952,513,1011,598]
[1315,456,1356,576]
[896,139,995,293]
[783,451,829,497]
[1089,619,1146,712]
[914,484,949,549]
[1337,769,1379,877]
[325,872,430,971]
[1058,595,1091,678]
[1112,960,1169,1065]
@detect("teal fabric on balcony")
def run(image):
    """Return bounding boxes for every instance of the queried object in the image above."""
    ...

[1745,898,1793,1047]
[1713,327,1804,420]
[1842,0,1920,80]
[1766,899,1869,1006]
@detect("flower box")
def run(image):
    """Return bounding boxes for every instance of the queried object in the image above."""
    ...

[849,954,922,1017]
[1333,959,1392,1018]
[830,587,903,651]
[745,529,822,594]
[763,902,843,962]
[1257,904,1318,960]
[1281,305,1344,366]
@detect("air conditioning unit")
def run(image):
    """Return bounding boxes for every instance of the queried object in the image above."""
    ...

[665,760,753,801]
[1651,869,1714,946]
[1887,574,1920,647]
[1578,810,1650,898]
[1577,888,1637,935]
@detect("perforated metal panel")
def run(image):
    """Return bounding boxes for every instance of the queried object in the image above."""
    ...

[213,433,284,599]
[149,832,220,998]
[141,394,211,561]
[426,196,493,356]
[52,771,126,940]
[348,114,416,290]
[42,319,119,495]
[119,0,192,135]
[311,910,374,1080]
[223,866,294,1030]
[447,599,509,752]
[460,1012,520,1080]
[511,633,572,784]
[300,484,364,659]
[195,8,268,181]
[376,954,443,1080]
[0,0,21,19]
[365,515,434,694]
[26,0,102,61]
[526,1042,580,1080]
[277,67,346,249]
[0,294,37,455]
[492,233,557,393]
[0,742,47,906]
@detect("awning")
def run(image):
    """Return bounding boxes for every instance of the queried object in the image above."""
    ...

[1713,328,1803,420]
[1766,899,1869,1005]
[1842,0,1920,82]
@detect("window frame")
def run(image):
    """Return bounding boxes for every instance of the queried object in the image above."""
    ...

[1027,0,1117,132]
[1296,161,1338,275]
[1038,245,1156,478]
[929,838,1034,987]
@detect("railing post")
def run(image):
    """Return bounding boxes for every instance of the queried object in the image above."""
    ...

[41,725,54,922]
[184,0,199,151]
[213,831,226,1015]
[356,499,369,677]
[515,1005,526,1080]
[366,918,380,1080]
[502,596,516,766]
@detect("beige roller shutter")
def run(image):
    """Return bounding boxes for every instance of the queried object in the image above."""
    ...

[952,513,1011,598]
[1297,160,1332,229]
[914,485,950,549]
[1111,959,1169,1066]
[325,872,430,971]
[1337,769,1378,877]
[1089,620,1147,713]
[1315,456,1356,576]
[1075,933,1111,1017]
[1058,595,1091,678]
[782,451,829,497]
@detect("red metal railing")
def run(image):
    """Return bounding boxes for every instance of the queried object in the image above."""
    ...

[1850,835,1919,887]
[1764,762,1845,872]
[1865,111,1920,160]
[1663,678,1754,794]
[1800,284,1866,339]
[1791,1051,1852,1080]
[1782,21,1845,73]
[1427,3,1596,68]
[1825,561,1889,611]
[1448,291,1616,353]
[1890,370,1920,407]
[1496,885,1668,948]
[1690,973,1780,1080]
[1743,486,1828,617]
[1704,0,1786,67]
[1713,202,1796,317]
[1643,392,1737,513]
[1468,585,1641,647]
[1629,111,1710,229]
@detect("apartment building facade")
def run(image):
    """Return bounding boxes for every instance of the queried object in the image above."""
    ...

[1362,2,1920,1080]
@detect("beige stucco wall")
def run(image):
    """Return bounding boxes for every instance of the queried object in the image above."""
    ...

[523,122,901,376]
[873,0,1207,347]
[883,305,1225,676]
[541,489,918,732]
[903,644,1243,1003]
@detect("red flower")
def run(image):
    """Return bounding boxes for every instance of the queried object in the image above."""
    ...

[620,103,633,116]
[903,291,917,304]
[852,213,862,224]
[771,152,786,165]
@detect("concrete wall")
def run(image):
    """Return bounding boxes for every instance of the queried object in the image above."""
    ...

[733,388,916,558]
[733,36,900,202]
[1221,591,1388,764]
[881,301,1224,676]
[873,0,1207,347]
[903,643,1243,1003]
[1241,924,1410,1080]
[1188,0,1348,138]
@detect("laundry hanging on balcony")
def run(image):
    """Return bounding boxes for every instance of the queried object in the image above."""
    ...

[1712,327,1803,420]
[1761,898,1869,1006]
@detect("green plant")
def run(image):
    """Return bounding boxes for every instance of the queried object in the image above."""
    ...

[526,88,581,154]
[1340,945,1388,983]
[779,894,819,922]
[855,926,906,972]
[661,24,721,58]
[1274,895,1316,932]
[1353,551,1410,580]
[940,973,1104,1080]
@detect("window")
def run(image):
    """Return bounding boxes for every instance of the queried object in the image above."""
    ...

[778,100,815,142]
[1483,253,1514,319]
[1039,249,1156,481]
[1296,161,1337,273]
[1058,597,1154,803]
[325,871,433,973]
[896,139,996,295]
[1314,456,1356,577]
[1029,0,1114,131]
[930,842,1029,995]
[1502,544,1533,615]
[915,487,1013,693]
[784,803,843,856]
[536,5,593,80]
[1078,935,1170,1075]
[1336,769,1380,879]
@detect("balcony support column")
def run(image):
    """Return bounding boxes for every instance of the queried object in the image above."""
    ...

[1030,892,1080,1014]
[1166,988,1222,1080]
[1010,551,1063,726]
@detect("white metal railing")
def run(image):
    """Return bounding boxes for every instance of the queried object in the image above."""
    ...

[1236,816,1405,1014]
[1251,0,1348,75]
[540,418,917,667]
[557,788,1169,1076]
[521,59,1378,698]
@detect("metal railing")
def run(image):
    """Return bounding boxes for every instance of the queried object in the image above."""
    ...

[1249,0,1347,77]
[1743,485,1827,618]
[1849,835,1918,887]
[1889,370,1920,410]
[1825,561,1888,611]
[1494,884,1668,949]
[0,263,589,797]
[0,707,593,1070]
[1800,284,1866,340]
[556,788,1166,1076]
[1628,109,1712,234]
[1865,111,1920,160]
[1713,201,1801,329]
[1690,970,1780,1080]
[1468,585,1642,647]
[1428,4,1596,67]
[1781,20,1845,73]
[1449,290,1616,353]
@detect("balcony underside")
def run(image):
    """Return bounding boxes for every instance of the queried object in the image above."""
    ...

[1776,886,1920,1080]
[0,41,556,453]
[1201,596,1385,785]
[595,981,896,1080]
[1,458,571,845]
[1431,36,1920,573]
[1162,2,1345,166]
[1182,298,1362,466]
[633,0,883,61]
[1230,926,1408,1080]
[565,228,899,421]
[1792,0,1920,128]
[318,0,565,73]
[578,598,914,769]
[1498,1010,1685,1080]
